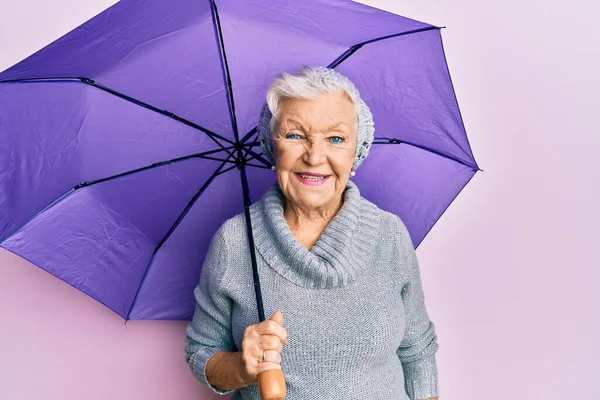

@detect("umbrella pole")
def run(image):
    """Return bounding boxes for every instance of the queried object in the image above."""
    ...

[238,164,265,323]
[238,164,287,400]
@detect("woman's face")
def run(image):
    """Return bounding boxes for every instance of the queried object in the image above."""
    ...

[272,91,357,213]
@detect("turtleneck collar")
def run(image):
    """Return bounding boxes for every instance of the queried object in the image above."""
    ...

[249,180,381,289]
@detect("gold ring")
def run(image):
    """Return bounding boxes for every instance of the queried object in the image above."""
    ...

[262,350,266,362]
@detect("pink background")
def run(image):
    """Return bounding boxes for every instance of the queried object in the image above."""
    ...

[1,0,598,399]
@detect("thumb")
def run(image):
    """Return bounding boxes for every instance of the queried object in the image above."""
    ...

[269,310,284,326]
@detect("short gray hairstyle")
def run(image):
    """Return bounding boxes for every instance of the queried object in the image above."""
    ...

[258,66,375,171]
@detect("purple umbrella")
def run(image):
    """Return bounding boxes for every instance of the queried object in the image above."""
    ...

[0,0,480,324]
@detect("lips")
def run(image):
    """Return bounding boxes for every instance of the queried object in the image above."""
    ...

[295,172,328,181]
[294,172,330,186]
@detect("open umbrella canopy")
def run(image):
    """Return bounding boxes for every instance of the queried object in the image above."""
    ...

[0,0,480,321]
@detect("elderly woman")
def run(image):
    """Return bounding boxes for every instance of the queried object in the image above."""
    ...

[185,66,439,400]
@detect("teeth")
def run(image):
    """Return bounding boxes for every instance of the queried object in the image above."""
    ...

[300,174,325,181]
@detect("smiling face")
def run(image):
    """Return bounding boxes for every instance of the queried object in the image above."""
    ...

[272,91,358,213]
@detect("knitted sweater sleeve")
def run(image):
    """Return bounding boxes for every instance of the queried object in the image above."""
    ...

[395,217,440,400]
[184,223,236,395]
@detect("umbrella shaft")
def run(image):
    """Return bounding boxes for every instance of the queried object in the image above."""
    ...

[238,163,266,323]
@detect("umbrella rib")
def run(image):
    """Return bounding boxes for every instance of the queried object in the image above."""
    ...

[373,137,481,171]
[70,146,237,190]
[198,154,240,165]
[0,187,74,245]
[241,138,259,157]
[414,169,478,249]
[236,128,268,167]
[244,148,272,168]
[78,77,236,153]
[328,26,480,167]
[0,146,236,244]
[0,77,236,157]
[328,26,441,69]
[216,163,238,176]
[238,26,441,145]
[243,149,271,170]
[240,139,270,165]
[355,25,443,48]
[244,149,268,164]
[210,0,240,143]
[240,127,258,145]
[125,156,234,321]
[246,163,271,170]
[439,35,480,169]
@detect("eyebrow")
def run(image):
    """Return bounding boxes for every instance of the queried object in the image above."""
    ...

[325,122,346,132]
[282,119,348,133]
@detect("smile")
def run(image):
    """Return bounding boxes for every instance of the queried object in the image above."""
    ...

[294,173,330,186]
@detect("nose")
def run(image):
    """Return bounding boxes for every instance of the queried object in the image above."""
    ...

[302,138,326,166]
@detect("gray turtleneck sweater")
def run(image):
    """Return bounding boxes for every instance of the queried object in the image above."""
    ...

[185,181,439,399]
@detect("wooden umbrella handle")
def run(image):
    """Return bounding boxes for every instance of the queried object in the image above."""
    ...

[258,369,286,400]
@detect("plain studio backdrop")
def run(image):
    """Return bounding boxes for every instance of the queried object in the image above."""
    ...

[0,0,598,399]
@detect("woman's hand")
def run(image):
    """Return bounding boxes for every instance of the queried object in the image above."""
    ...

[240,310,288,385]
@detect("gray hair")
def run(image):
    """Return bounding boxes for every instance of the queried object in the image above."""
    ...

[258,66,375,171]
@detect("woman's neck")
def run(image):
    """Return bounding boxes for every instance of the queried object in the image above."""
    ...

[282,195,344,250]
[283,196,343,226]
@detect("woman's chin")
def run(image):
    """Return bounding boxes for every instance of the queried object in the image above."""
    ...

[293,178,332,194]
[293,188,338,209]
[280,176,342,209]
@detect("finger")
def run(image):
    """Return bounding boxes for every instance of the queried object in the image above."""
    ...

[258,334,283,352]
[253,348,279,364]
[262,349,282,364]
[269,310,284,326]
[256,320,288,344]
[256,361,282,375]
[243,324,259,341]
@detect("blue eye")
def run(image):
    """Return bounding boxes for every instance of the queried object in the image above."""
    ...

[329,136,344,144]
[286,133,303,140]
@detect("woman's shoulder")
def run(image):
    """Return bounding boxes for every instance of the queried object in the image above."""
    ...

[200,212,250,287]
[212,211,249,245]
[358,195,410,240]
